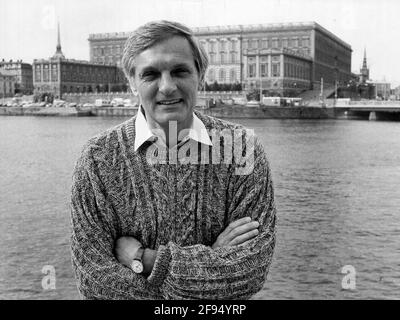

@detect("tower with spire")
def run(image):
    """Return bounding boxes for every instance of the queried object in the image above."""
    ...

[360,47,369,83]
[52,21,65,59]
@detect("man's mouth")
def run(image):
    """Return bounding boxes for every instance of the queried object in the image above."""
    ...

[157,99,183,105]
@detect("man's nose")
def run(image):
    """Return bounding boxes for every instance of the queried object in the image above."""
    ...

[159,73,177,96]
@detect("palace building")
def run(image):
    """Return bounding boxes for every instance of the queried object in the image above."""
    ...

[0,70,16,98]
[0,59,33,95]
[33,24,125,98]
[88,21,352,97]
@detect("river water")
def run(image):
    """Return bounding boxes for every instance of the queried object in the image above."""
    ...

[0,115,399,300]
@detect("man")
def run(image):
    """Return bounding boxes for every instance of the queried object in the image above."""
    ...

[70,20,276,299]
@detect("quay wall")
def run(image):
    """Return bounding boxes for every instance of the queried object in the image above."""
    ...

[0,105,333,118]
[201,105,334,119]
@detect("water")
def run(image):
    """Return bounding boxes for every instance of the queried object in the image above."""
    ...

[0,116,399,300]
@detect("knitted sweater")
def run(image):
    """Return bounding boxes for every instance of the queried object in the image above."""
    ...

[70,111,276,300]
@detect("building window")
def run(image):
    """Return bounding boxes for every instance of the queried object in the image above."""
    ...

[249,39,258,49]
[43,65,49,82]
[282,38,288,48]
[230,68,236,82]
[51,64,58,81]
[261,39,268,49]
[272,38,279,48]
[219,69,226,82]
[272,63,280,77]
[230,40,237,51]
[260,62,268,77]
[220,53,226,64]
[220,40,227,52]
[208,69,214,82]
[210,41,216,53]
[248,58,256,78]
[35,67,41,82]
[230,52,237,63]
[302,37,310,47]
[293,37,299,48]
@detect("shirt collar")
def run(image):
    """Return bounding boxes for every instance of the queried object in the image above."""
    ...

[134,106,212,151]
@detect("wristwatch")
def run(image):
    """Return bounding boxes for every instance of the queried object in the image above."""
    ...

[131,246,144,274]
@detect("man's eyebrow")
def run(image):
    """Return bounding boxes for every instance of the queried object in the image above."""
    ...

[139,66,158,75]
[172,63,192,69]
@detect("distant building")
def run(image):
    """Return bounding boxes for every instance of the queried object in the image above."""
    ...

[371,81,391,100]
[33,23,126,99]
[393,86,400,100]
[88,21,352,96]
[88,32,127,67]
[359,48,370,84]
[0,70,16,98]
[0,59,33,95]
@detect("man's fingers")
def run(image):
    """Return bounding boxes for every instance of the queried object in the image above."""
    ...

[212,218,259,249]
[224,217,252,233]
[229,220,259,237]
[229,228,259,246]
[222,220,259,244]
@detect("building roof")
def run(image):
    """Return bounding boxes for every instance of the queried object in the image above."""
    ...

[0,69,15,78]
[193,22,351,50]
[33,57,118,68]
[87,21,351,50]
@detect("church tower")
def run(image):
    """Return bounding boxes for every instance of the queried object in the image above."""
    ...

[52,22,65,59]
[360,47,369,83]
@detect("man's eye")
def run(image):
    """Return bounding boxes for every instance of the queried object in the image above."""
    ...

[141,72,157,81]
[173,68,190,76]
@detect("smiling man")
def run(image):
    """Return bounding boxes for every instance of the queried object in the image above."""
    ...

[70,20,276,299]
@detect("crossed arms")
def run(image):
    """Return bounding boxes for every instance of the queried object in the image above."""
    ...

[70,138,276,299]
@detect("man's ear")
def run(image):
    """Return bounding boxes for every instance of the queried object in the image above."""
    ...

[128,77,138,96]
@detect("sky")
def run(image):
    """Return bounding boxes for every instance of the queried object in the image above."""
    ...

[1,0,399,87]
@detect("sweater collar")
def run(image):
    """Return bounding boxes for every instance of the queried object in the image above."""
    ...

[134,106,212,151]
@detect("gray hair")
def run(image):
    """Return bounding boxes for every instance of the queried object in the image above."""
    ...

[122,20,209,85]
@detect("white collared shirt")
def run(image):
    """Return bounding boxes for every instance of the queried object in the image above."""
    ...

[134,106,212,151]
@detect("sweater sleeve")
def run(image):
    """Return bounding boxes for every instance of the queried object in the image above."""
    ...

[148,136,277,299]
[70,144,159,299]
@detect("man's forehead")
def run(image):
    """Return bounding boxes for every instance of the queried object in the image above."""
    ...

[134,36,195,69]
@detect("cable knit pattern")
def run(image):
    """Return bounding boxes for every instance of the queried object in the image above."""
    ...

[70,111,277,300]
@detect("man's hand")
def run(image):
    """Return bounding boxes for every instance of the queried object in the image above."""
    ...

[114,236,142,268]
[212,217,259,249]
[115,236,157,275]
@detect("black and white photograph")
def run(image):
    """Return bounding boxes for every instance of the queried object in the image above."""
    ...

[0,0,399,301]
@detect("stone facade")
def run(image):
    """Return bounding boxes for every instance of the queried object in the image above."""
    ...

[0,70,16,98]
[88,32,130,67]
[0,59,33,95]
[88,21,352,96]
[372,82,391,100]
[33,24,127,99]
[33,57,126,98]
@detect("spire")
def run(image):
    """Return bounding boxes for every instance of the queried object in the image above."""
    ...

[360,46,369,83]
[362,47,367,69]
[53,21,65,59]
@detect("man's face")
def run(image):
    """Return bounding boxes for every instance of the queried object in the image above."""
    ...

[131,36,200,130]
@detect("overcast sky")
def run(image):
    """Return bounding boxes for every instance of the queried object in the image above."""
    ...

[1,0,399,86]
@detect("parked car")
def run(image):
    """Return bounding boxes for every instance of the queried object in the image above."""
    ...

[111,98,125,107]
[95,99,111,107]
[53,99,66,107]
